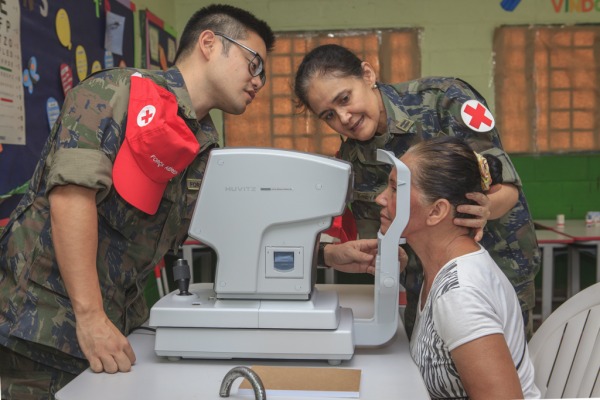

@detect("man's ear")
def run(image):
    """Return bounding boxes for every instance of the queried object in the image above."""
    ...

[197,30,217,60]
[427,199,451,226]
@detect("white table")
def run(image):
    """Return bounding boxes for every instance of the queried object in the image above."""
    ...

[535,229,574,321]
[56,285,429,400]
[536,220,600,297]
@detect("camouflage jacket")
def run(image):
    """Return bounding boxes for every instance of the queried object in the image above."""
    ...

[338,78,540,311]
[0,67,219,371]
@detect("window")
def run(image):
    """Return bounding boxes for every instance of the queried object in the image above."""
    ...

[494,26,600,154]
[224,30,421,156]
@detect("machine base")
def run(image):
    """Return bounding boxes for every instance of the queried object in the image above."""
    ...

[149,283,341,329]
[153,307,355,364]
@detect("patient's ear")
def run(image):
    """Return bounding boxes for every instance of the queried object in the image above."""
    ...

[427,199,451,226]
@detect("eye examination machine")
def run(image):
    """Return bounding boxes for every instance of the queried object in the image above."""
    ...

[149,148,410,363]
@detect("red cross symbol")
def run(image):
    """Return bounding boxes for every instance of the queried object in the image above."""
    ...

[141,108,154,124]
[136,105,156,127]
[460,100,495,132]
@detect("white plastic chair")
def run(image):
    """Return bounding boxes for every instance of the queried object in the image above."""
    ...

[528,281,600,398]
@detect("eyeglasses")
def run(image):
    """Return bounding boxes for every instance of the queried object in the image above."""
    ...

[214,32,266,86]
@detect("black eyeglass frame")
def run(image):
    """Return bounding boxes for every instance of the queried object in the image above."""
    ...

[214,32,266,85]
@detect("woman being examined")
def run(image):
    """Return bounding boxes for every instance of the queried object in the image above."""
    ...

[294,44,540,339]
[376,136,540,399]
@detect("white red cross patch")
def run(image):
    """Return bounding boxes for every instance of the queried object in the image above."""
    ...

[460,100,495,133]
[137,105,156,127]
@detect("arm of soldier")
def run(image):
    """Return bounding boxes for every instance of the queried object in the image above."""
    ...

[323,239,409,274]
[323,240,378,274]
[486,182,519,219]
[441,78,520,222]
[49,184,136,374]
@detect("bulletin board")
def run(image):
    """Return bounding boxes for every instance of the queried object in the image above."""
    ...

[0,0,135,219]
[139,9,177,70]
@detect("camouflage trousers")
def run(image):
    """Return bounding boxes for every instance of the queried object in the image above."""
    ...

[0,346,77,400]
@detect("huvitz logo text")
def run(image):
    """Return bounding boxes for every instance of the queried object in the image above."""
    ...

[225,186,256,192]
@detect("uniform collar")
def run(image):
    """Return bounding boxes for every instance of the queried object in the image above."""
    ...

[153,67,198,122]
[152,67,218,149]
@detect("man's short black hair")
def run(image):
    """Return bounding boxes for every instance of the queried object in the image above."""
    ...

[175,4,275,63]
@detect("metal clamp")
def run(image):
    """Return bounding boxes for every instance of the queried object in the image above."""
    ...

[219,366,266,399]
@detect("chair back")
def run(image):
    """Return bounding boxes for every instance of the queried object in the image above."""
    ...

[528,281,600,398]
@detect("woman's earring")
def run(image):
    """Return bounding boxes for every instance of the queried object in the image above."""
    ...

[372,83,378,89]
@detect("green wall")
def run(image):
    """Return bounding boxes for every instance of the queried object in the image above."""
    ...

[169,0,600,220]
[513,154,600,219]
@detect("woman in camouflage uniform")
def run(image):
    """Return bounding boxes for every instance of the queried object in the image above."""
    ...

[294,44,540,341]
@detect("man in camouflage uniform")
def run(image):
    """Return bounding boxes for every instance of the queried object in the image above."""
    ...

[340,78,540,339]
[0,5,274,398]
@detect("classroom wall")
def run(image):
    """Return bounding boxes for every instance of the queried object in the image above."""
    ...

[136,0,175,25]
[171,0,600,220]
[133,0,176,66]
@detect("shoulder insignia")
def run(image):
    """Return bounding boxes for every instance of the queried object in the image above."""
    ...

[460,100,495,133]
[395,117,414,132]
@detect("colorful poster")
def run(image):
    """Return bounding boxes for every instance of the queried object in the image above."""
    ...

[0,0,135,219]
[140,9,177,71]
[0,0,25,145]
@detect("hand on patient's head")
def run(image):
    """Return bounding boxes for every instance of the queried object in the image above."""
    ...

[455,191,490,241]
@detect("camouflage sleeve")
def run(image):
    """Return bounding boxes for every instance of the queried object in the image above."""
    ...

[478,147,522,187]
[44,70,132,202]
[47,148,113,203]
[441,79,522,187]
[55,73,127,152]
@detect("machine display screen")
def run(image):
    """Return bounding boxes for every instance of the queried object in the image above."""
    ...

[273,251,295,271]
